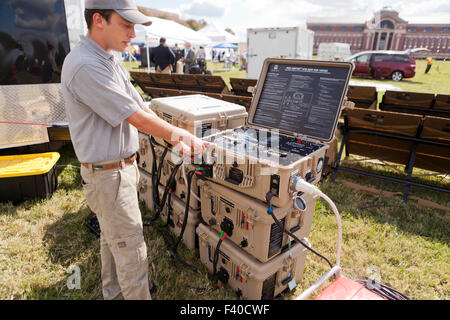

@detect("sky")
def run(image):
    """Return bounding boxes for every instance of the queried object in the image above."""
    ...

[135,0,450,42]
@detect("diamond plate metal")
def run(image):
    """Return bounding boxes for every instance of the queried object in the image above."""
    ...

[0,83,67,124]
[0,123,49,149]
[0,83,68,149]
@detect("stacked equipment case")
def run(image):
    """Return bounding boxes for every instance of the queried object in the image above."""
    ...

[137,58,353,300]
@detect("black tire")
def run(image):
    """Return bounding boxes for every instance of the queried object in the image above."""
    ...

[391,71,403,81]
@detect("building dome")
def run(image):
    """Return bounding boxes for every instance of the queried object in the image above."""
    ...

[381,6,396,12]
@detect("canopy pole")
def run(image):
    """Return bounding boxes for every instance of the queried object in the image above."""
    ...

[211,48,214,74]
[145,34,150,73]
[146,45,150,73]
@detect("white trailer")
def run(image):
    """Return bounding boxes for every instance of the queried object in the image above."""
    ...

[246,27,314,79]
[317,43,352,62]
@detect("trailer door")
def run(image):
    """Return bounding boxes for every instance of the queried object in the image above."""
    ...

[247,29,296,79]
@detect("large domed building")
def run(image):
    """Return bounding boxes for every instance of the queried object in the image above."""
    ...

[307,7,450,58]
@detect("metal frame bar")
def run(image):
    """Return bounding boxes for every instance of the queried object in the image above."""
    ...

[331,115,450,202]
[336,167,450,194]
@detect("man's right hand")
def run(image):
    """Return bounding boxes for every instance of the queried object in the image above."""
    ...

[171,129,213,156]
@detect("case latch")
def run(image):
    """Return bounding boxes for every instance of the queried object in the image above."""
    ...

[218,112,227,129]
[239,264,250,282]
[199,232,208,245]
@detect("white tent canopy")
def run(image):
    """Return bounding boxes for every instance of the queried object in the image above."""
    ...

[197,22,240,44]
[133,17,210,47]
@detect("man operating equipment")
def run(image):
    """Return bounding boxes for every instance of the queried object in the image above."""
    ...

[61,0,209,300]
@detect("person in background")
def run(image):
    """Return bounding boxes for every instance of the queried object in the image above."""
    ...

[151,37,175,73]
[197,46,206,59]
[184,42,196,74]
[42,43,60,83]
[176,56,184,74]
[172,43,184,73]
[425,57,434,74]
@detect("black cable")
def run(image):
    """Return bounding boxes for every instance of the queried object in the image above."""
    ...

[168,169,200,272]
[265,199,334,270]
[212,237,224,277]
[164,191,173,227]
[144,139,212,275]
[142,147,200,273]
[155,160,183,218]
[157,146,169,189]
[172,170,196,252]
[147,158,183,223]
[355,278,409,300]
[149,136,160,208]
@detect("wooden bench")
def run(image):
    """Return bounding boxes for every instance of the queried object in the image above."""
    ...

[229,78,257,97]
[379,90,448,117]
[130,72,230,94]
[331,107,450,201]
[142,86,251,110]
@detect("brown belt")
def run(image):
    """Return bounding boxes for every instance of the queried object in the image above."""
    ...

[82,153,137,171]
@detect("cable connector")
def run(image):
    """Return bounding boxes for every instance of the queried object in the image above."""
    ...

[195,165,213,179]
[220,230,228,241]
[291,176,318,196]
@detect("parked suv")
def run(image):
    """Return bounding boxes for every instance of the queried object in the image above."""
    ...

[346,51,416,81]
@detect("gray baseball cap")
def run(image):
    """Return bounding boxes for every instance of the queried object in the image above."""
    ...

[85,0,152,26]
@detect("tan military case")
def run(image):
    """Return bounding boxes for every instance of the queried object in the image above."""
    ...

[197,223,308,300]
[150,94,248,146]
[207,136,328,208]
[199,179,318,263]
[160,191,201,251]
[137,131,153,173]
[138,169,201,250]
[204,59,353,208]
[138,169,154,210]
[137,133,201,210]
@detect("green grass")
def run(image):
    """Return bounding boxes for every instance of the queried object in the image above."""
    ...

[0,143,448,299]
[0,59,448,300]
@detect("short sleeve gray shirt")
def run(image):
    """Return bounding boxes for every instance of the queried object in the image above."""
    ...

[61,36,145,163]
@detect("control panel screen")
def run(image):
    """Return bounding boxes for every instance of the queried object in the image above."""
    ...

[252,62,351,141]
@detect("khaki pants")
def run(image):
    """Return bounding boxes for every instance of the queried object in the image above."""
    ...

[81,160,151,300]
[156,66,171,74]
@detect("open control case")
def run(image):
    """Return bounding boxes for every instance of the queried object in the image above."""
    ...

[203,59,354,207]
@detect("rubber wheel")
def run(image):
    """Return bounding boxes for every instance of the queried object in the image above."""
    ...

[391,71,403,81]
